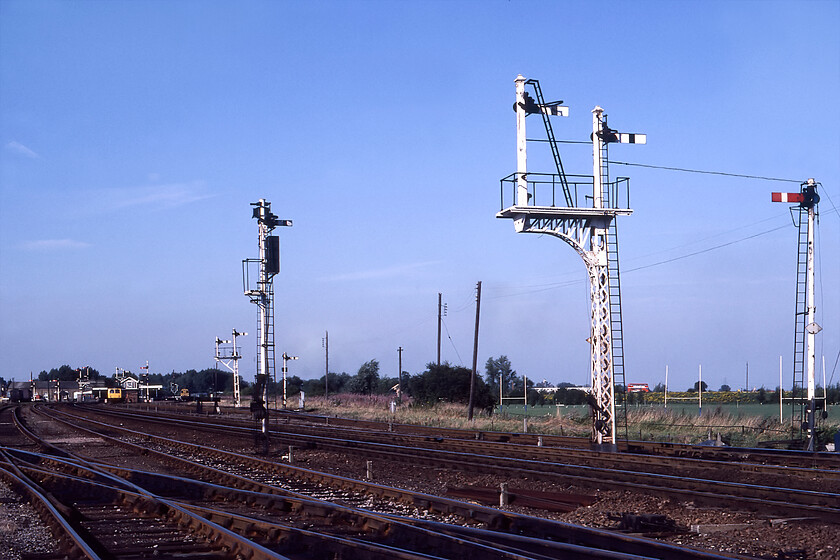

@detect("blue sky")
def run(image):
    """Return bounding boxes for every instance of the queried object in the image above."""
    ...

[1,0,838,393]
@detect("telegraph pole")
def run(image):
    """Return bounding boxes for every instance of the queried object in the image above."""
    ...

[397,346,403,405]
[468,281,481,420]
[437,293,442,366]
[323,330,329,398]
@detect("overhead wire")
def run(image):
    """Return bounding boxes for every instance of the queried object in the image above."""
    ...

[818,185,840,218]
[623,213,788,264]
[440,318,464,365]
[608,160,803,183]
[484,277,584,300]
[483,220,792,299]
[622,224,789,273]
[450,289,478,314]
[828,350,839,387]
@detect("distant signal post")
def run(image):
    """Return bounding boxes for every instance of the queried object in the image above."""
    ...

[243,199,292,452]
[214,329,247,407]
[773,179,821,451]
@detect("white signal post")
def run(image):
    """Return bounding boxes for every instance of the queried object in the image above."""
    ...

[498,75,644,449]
[772,179,821,451]
[804,180,819,451]
[214,329,247,407]
[779,356,784,424]
[589,105,614,444]
[515,75,529,210]
[281,352,298,409]
[244,199,292,442]
[698,365,703,415]
[140,361,150,402]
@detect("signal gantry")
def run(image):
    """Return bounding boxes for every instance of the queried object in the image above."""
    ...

[497,75,645,449]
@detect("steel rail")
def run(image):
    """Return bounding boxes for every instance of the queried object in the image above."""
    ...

[3,447,560,560]
[5,427,672,560]
[6,459,291,560]
[0,452,102,560]
[120,402,840,470]
[178,407,840,484]
[8,412,487,559]
[33,405,749,559]
[4,435,295,560]
[180,502,457,560]
[62,405,840,521]
[78,405,840,487]
[276,409,840,469]
[185,501,661,560]
[263,427,840,519]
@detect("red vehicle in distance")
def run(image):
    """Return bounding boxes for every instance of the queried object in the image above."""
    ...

[627,383,650,393]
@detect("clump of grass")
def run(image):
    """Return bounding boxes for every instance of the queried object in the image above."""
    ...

[305,394,590,436]
[304,394,837,448]
[627,406,791,446]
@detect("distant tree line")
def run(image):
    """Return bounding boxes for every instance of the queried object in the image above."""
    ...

[20,360,836,410]
[35,365,103,382]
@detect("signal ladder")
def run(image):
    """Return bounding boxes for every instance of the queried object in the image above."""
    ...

[256,283,276,409]
[527,79,573,206]
[600,138,629,442]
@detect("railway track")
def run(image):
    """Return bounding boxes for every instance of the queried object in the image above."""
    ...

[146,402,840,469]
[5,404,754,559]
[87,403,840,488]
[58,404,840,525]
[139,406,839,488]
[267,407,840,470]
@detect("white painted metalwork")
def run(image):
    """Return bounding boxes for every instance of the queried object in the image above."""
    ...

[244,199,291,438]
[804,179,819,451]
[214,329,247,407]
[616,133,646,144]
[804,180,817,406]
[515,75,529,211]
[772,179,821,450]
[498,76,643,448]
[541,105,569,117]
[589,106,615,446]
[281,352,298,409]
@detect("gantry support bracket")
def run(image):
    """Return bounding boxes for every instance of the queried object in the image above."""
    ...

[496,205,630,447]
[498,75,642,449]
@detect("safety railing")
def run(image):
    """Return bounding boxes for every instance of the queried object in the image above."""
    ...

[499,173,630,211]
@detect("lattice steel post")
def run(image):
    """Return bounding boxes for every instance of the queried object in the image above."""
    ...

[589,106,615,447]
[498,77,644,450]
[772,180,821,451]
[803,180,820,451]
[244,199,291,446]
[214,329,247,408]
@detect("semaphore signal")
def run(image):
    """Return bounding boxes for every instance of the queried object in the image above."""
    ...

[771,192,804,203]
[497,75,645,450]
[772,178,822,451]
